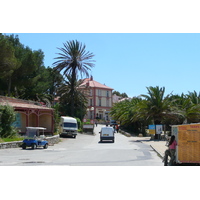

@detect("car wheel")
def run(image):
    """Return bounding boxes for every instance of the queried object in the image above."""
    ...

[73,135,76,139]
[32,144,37,149]
[43,143,48,149]
[22,144,26,149]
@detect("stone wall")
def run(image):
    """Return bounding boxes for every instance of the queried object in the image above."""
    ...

[45,135,60,146]
[0,135,60,149]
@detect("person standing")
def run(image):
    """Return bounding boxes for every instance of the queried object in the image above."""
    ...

[113,124,116,133]
[116,124,119,133]
[163,135,177,166]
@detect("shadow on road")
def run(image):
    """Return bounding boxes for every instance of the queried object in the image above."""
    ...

[21,148,45,151]
[98,141,114,144]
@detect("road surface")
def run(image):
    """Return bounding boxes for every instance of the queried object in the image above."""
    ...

[0,125,163,166]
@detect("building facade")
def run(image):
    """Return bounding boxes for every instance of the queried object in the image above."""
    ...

[80,76,113,121]
[0,96,54,134]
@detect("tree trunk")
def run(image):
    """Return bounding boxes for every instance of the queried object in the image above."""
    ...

[70,68,76,117]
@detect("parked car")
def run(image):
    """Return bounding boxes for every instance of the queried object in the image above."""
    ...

[60,116,78,138]
[22,127,48,150]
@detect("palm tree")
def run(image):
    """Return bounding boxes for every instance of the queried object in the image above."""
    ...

[137,86,172,124]
[57,75,89,119]
[170,92,200,124]
[187,90,200,105]
[110,97,147,134]
[53,40,95,117]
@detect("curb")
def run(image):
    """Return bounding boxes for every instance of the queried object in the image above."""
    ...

[150,144,164,159]
[119,130,131,137]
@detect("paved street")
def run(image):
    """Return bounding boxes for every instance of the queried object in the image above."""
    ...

[0,125,163,166]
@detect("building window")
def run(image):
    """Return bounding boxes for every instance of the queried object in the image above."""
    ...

[98,89,101,96]
[106,91,109,97]
[90,89,93,96]
[106,99,109,107]
[90,99,93,106]
[99,98,101,106]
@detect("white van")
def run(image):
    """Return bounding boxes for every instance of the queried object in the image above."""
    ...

[100,127,115,143]
[60,116,78,138]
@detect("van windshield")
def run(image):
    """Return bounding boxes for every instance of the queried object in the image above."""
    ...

[64,122,77,128]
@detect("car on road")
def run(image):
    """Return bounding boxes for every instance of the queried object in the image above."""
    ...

[60,116,78,138]
[99,126,115,143]
[110,120,117,126]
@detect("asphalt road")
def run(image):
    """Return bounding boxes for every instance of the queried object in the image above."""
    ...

[0,125,163,166]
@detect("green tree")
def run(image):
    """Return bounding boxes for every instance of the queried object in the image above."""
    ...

[45,67,64,100]
[0,104,17,138]
[0,34,49,100]
[112,91,128,98]
[0,34,20,96]
[53,40,95,117]
[57,76,88,120]
[110,97,145,133]
[169,92,200,124]
[137,86,172,124]
[12,48,46,100]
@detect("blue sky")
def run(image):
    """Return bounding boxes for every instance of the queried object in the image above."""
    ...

[2,1,200,99]
[4,33,200,98]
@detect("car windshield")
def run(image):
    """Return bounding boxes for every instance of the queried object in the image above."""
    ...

[26,129,41,137]
[25,127,46,138]
[64,122,77,128]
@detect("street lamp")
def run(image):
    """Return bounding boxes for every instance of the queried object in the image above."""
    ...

[90,107,94,111]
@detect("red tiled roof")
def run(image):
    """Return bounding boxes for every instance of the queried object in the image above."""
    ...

[0,96,53,110]
[80,78,113,90]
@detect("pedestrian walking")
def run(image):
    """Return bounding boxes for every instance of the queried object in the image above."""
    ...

[116,124,119,133]
[113,124,116,133]
[163,135,177,166]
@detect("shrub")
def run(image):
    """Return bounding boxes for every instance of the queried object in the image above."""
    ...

[0,104,18,138]
[75,117,82,129]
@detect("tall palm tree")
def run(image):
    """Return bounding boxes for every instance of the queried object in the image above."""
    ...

[57,75,89,119]
[138,86,172,124]
[53,40,95,117]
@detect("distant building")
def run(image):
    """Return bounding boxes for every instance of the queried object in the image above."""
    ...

[0,96,54,134]
[112,94,123,103]
[79,76,113,121]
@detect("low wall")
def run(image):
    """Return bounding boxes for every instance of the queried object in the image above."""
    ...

[0,141,22,149]
[119,130,131,137]
[45,135,60,146]
[0,135,60,149]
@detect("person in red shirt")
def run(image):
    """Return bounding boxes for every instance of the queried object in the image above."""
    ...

[163,135,177,166]
[116,124,119,133]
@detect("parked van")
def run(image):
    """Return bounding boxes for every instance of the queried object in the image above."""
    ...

[99,126,115,143]
[60,116,78,138]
